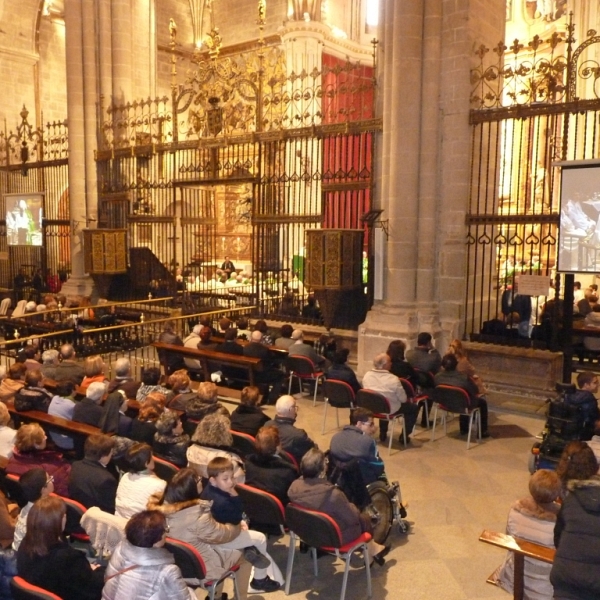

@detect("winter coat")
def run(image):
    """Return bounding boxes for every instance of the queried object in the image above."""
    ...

[551,477,600,599]
[6,449,71,497]
[230,404,270,437]
[68,458,118,514]
[147,493,241,580]
[186,444,245,484]
[491,496,559,600]
[288,477,368,545]
[102,539,195,600]
[244,452,298,505]
[329,425,384,485]
[152,432,190,468]
[114,471,166,519]
[185,398,229,423]
[264,416,315,466]
[14,385,52,412]
[17,540,104,600]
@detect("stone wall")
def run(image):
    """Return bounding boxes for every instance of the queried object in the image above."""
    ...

[38,20,67,125]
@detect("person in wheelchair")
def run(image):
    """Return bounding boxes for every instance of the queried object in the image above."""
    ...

[329,407,384,487]
[564,372,600,441]
[328,408,407,541]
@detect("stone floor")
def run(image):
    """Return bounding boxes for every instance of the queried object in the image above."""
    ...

[216,389,549,600]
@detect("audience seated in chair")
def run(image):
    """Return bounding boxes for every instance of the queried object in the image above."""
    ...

[39,349,60,380]
[362,353,419,444]
[0,402,15,459]
[326,348,361,394]
[215,327,244,355]
[288,448,389,564]
[289,329,326,368]
[200,456,280,593]
[6,423,71,497]
[490,469,561,599]
[187,413,245,484]
[130,393,166,445]
[14,370,52,413]
[115,443,166,519]
[563,372,600,441]
[166,369,198,412]
[13,468,54,551]
[22,346,41,373]
[135,367,171,403]
[152,410,190,468]
[47,380,77,451]
[107,357,141,399]
[265,395,316,466]
[386,340,418,387]
[434,353,490,438]
[148,467,248,584]
[72,381,106,428]
[79,355,108,394]
[68,434,118,514]
[230,385,270,437]
[274,324,295,351]
[0,363,26,403]
[182,324,204,375]
[158,320,186,375]
[53,344,85,385]
[406,332,442,374]
[183,382,229,433]
[244,425,298,506]
[16,496,105,600]
[447,339,487,396]
[103,510,196,600]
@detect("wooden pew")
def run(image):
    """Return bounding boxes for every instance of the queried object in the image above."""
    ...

[152,342,266,387]
[479,529,555,600]
[6,399,108,458]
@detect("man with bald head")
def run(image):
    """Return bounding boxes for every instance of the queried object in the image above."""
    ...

[288,329,326,367]
[265,395,316,464]
[244,331,284,404]
[362,352,419,443]
[53,344,85,384]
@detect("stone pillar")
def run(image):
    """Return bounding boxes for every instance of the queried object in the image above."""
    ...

[62,0,96,298]
[357,0,505,375]
[111,0,132,103]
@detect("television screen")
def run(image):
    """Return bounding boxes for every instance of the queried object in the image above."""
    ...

[5,194,43,246]
[558,163,600,273]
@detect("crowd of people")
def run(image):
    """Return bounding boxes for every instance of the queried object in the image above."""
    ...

[1,318,596,599]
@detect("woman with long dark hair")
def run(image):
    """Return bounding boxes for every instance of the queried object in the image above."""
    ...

[17,496,104,600]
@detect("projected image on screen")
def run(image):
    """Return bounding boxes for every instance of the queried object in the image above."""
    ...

[558,165,600,273]
[5,196,43,246]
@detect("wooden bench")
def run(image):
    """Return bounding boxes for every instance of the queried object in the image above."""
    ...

[152,342,266,387]
[6,399,107,458]
[479,529,555,600]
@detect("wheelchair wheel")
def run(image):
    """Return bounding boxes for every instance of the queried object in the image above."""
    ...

[368,481,393,544]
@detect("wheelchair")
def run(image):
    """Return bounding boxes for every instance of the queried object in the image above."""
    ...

[529,382,587,473]
[326,453,409,544]
[368,477,409,542]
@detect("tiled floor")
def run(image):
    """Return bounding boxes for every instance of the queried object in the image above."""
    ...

[219,393,546,600]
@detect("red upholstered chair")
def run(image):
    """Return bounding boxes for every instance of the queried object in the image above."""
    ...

[164,537,240,600]
[52,494,90,543]
[10,576,62,600]
[321,379,355,434]
[355,388,406,455]
[230,430,257,458]
[399,377,430,429]
[430,385,482,449]
[236,483,286,536]
[285,356,324,405]
[284,502,372,600]
[153,456,180,483]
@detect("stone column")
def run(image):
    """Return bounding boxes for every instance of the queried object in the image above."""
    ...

[357,0,505,375]
[357,0,426,373]
[62,0,95,297]
[111,0,132,103]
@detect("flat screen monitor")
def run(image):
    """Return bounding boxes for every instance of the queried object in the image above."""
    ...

[5,193,43,247]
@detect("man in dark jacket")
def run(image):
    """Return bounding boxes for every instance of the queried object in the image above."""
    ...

[325,348,361,394]
[565,371,600,440]
[107,357,141,399]
[14,370,52,412]
[72,381,105,427]
[158,321,185,374]
[265,395,316,465]
[215,328,244,355]
[53,344,85,384]
[329,407,384,485]
[68,434,117,514]
[244,331,284,403]
[434,353,489,437]
[406,332,442,374]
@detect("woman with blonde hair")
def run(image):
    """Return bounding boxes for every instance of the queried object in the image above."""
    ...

[16,496,104,600]
[6,423,71,496]
[0,403,15,459]
[187,413,245,483]
[79,355,107,394]
[447,338,487,395]
[184,381,229,435]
